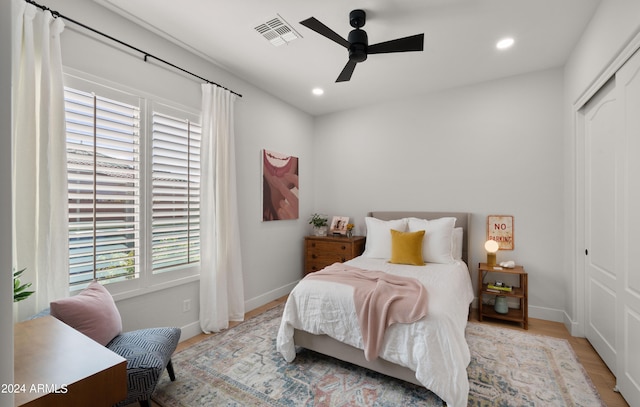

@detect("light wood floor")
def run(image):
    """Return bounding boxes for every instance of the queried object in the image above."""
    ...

[146,296,629,407]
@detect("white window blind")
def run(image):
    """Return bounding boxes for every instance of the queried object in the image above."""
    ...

[151,111,201,271]
[65,87,141,288]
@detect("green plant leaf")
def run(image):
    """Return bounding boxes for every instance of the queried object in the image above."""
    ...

[14,290,34,302]
[13,268,26,279]
[13,268,35,303]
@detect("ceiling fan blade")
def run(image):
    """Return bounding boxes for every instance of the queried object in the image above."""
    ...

[300,17,350,49]
[336,59,358,82]
[368,33,424,54]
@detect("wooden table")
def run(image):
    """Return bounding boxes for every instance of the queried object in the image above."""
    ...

[14,316,127,407]
[477,262,529,329]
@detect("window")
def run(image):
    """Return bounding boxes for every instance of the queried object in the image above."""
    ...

[64,78,201,291]
[66,87,141,289]
[151,110,201,271]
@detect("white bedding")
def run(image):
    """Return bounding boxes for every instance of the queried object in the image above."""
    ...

[276,256,474,407]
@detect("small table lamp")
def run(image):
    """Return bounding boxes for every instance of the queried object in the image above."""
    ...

[484,239,499,266]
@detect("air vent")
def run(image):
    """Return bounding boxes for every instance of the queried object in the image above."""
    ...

[255,14,300,47]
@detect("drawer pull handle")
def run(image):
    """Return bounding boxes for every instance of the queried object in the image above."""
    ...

[311,243,316,248]
[312,254,317,259]
[341,246,346,250]
[341,257,346,262]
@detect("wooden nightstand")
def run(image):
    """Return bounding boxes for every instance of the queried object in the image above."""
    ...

[478,262,528,329]
[304,235,366,275]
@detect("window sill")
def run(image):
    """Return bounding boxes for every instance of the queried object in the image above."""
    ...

[84,274,201,303]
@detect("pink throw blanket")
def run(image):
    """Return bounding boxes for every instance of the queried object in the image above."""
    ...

[305,263,428,361]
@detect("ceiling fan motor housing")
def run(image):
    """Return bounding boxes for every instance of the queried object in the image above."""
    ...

[348,29,368,62]
[349,9,366,28]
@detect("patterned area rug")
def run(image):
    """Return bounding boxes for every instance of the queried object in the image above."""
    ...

[152,305,603,406]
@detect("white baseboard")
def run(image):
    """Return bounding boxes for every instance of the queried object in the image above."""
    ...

[528,305,564,323]
[178,280,299,342]
[563,312,583,337]
[244,280,299,311]
[473,297,565,324]
[181,291,572,342]
[179,320,202,342]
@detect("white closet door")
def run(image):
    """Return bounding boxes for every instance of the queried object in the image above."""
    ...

[583,77,619,374]
[615,48,640,406]
[582,47,640,405]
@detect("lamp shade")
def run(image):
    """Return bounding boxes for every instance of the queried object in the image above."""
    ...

[485,239,499,266]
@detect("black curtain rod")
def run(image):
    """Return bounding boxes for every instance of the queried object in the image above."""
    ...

[25,0,243,98]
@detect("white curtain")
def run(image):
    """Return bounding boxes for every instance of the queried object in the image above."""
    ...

[11,0,69,320]
[200,83,244,333]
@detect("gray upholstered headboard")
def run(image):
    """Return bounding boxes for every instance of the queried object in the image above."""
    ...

[368,211,471,265]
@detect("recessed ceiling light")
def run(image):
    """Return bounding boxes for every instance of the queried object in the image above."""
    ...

[312,88,324,96]
[496,37,515,50]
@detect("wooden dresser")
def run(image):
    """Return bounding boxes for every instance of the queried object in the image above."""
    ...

[304,235,366,275]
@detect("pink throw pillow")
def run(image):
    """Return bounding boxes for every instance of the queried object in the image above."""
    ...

[50,281,122,346]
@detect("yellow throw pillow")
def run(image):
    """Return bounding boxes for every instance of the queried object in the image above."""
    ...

[389,229,425,266]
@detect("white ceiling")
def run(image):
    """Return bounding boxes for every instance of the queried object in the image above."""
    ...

[96,0,601,116]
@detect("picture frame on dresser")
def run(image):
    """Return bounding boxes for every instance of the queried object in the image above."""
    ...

[329,216,349,235]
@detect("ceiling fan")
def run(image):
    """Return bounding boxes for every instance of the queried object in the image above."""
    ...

[300,9,424,82]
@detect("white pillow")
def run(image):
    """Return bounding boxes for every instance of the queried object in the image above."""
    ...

[362,217,408,259]
[452,227,463,260]
[407,217,456,264]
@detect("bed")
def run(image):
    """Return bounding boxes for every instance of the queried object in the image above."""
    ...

[276,211,474,407]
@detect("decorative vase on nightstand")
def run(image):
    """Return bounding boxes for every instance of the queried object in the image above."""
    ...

[494,296,508,314]
[313,226,327,236]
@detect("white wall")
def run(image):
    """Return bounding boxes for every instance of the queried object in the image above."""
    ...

[313,69,566,320]
[15,0,637,343]
[565,0,640,104]
[563,0,640,332]
[1,0,14,405]
[37,0,314,338]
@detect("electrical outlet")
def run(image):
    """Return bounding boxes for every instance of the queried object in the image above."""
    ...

[182,299,191,313]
